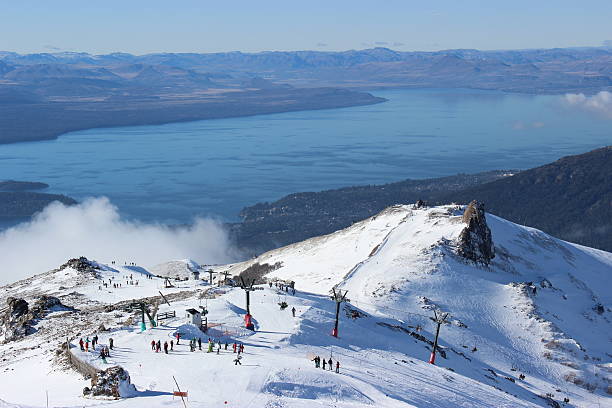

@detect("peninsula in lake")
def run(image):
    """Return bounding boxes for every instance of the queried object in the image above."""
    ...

[1,46,611,144]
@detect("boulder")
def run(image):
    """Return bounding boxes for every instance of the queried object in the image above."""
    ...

[7,297,28,318]
[84,366,137,398]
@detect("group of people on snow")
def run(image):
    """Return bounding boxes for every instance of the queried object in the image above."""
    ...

[312,356,340,373]
[152,333,246,362]
[78,334,100,352]
[78,335,114,364]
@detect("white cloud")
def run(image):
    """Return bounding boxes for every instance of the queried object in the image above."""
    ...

[562,91,612,119]
[0,197,237,285]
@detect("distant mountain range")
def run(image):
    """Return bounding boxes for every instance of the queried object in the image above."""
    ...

[1,46,611,144]
[232,147,612,254]
[2,46,611,93]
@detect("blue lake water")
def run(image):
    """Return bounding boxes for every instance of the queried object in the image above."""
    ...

[1,88,610,224]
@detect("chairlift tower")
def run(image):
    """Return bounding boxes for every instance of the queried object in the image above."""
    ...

[129,301,157,331]
[429,310,449,365]
[219,271,231,286]
[240,277,263,330]
[206,268,216,286]
[331,288,348,337]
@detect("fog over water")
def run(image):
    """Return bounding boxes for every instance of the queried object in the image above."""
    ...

[1,88,610,226]
[0,198,236,285]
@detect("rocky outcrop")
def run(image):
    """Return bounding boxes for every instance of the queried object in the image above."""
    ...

[1,297,31,342]
[457,201,495,265]
[59,256,98,274]
[83,366,137,398]
[1,295,72,343]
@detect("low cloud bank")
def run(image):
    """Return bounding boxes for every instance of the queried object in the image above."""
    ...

[562,91,612,118]
[0,197,237,285]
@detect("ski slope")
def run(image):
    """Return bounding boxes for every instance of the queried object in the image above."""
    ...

[0,204,610,407]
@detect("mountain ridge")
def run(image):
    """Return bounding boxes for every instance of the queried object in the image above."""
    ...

[0,204,610,407]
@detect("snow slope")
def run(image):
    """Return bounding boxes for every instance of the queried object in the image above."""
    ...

[0,204,610,407]
[230,204,612,406]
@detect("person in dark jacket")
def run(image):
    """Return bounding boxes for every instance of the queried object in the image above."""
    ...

[328,358,333,370]
[109,337,114,350]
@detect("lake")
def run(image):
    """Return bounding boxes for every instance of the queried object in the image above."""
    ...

[1,88,610,224]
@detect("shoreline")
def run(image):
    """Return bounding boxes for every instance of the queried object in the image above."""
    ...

[0,88,386,146]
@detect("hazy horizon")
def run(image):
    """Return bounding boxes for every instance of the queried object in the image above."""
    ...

[3,43,612,57]
[1,0,611,55]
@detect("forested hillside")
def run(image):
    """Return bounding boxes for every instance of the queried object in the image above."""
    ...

[232,147,612,254]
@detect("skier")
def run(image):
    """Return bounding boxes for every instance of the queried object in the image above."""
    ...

[208,340,214,353]
[163,341,169,354]
[269,282,272,288]
[79,338,84,351]
[239,344,244,354]
[176,333,180,344]
[156,340,161,353]
[198,337,202,350]
[233,355,243,365]
[99,348,107,364]
[291,307,296,317]
[85,337,90,352]
[92,335,98,350]
[328,358,333,371]
[335,361,340,373]
[322,359,326,370]
[109,337,114,350]
[151,340,156,351]
[224,342,228,350]
[170,340,174,351]
[233,343,237,353]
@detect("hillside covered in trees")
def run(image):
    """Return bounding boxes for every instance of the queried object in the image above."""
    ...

[438,146,612,253]
[232,147,612,254]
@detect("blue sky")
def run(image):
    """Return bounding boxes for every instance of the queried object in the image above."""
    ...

[2,0,611,54]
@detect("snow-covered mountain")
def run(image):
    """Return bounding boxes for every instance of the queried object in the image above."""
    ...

[0,203,610,407]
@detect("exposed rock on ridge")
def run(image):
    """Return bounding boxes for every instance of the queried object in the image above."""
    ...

[457,200,495,264]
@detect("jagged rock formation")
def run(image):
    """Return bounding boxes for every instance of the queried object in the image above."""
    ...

[0,295,71,342]
[1,297,31,342]
[59,256,98,275]
[457,201,495,265]
[83,366,136,398]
